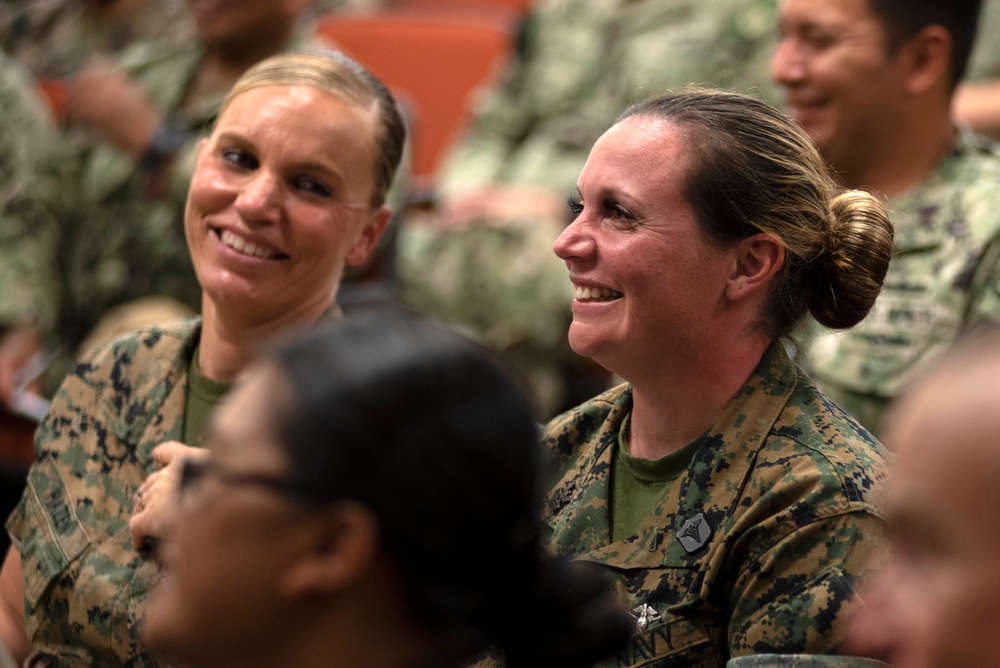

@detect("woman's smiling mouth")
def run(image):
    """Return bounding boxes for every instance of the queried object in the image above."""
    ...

[218,229,286,260]
[574,286,623,302]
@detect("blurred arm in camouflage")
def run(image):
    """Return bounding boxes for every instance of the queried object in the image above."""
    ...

[0,0,192,78]
[0,53,63,409]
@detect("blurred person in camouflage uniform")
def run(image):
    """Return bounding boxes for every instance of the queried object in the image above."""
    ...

[485,89,894,667]
[845,328,1000,667]
[0,0,380,80]
[0,0,192,78]
[772,0,1000,436]
[0,50,403,666]
[0,0,321,400]
[396,0,779,418]
[0,54,64,411]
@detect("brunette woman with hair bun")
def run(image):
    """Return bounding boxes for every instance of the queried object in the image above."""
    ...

[534,88,894,667]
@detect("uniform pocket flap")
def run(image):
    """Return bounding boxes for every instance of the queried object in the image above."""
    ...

[20,456,92,609]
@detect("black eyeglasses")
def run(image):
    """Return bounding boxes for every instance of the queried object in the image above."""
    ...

[180,458,311,502]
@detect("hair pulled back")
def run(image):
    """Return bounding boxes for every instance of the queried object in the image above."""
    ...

[266,310,632,666]
[619,89,894,338]
[220,50,406,208]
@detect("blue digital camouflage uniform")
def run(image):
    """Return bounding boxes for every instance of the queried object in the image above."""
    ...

[806,128,1000,435]
[0,53,64,333]
[396,0,778,417]
[6,319,200,666]
[538,344,888,667]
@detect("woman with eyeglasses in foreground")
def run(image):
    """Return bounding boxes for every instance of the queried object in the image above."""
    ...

[141,309,633,668]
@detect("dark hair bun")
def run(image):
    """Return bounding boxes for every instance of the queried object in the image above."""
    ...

[809,190,894,329]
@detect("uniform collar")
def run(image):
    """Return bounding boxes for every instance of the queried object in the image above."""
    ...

[544,343,797,570]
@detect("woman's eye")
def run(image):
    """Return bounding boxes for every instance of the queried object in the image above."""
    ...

[567,197,584,217]
[292,176,332,198]
[603,198,634,221]
[221,148,258,171]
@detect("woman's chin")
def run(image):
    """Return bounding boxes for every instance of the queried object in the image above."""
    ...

[141,582,186,659]
[567,325,611,365]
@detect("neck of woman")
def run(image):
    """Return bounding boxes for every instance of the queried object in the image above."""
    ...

[196,297,333,383]
[625,335,771,460]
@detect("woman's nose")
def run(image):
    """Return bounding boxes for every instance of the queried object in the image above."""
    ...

[554,218,597,263]
[235,170,282,225]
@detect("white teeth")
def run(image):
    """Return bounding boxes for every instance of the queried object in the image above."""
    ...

[574,286,622,302]
[220,230,278,259]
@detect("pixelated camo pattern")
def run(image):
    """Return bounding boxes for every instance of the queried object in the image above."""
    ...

[806,128,1000,435]
[0,53,63,330]
[532,344,888,667]
[7,320,200,667]
[0,0,192,77]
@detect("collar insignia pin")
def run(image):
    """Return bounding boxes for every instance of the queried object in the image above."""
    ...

[676,512,712,554]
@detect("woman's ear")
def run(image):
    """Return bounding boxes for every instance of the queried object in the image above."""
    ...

[725,232,784,302]
[279,501,381,598]
[345,207,391,267]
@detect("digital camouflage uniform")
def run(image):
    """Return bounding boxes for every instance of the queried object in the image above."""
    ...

[0,54,63,332]
[806,128,1000,435]
[535,344,888,667]
[396,0,778,417]
[0,0,191,77]
[7,297,342,666]
[725,656,887,667]
[6,319,200,666]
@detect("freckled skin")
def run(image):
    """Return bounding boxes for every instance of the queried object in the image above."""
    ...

[553,116,736,381]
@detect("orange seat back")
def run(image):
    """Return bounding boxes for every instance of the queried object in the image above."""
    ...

[315,10,514,191]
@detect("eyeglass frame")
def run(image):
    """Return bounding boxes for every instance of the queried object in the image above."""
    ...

[179,457,327,505]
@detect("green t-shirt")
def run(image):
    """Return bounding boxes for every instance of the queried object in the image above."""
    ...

[183,346,232,445]
[610,414,702,542]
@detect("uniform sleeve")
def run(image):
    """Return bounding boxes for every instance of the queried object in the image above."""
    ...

[5,342,123,594]
[0,56,63,330]
[727,510,888,657]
